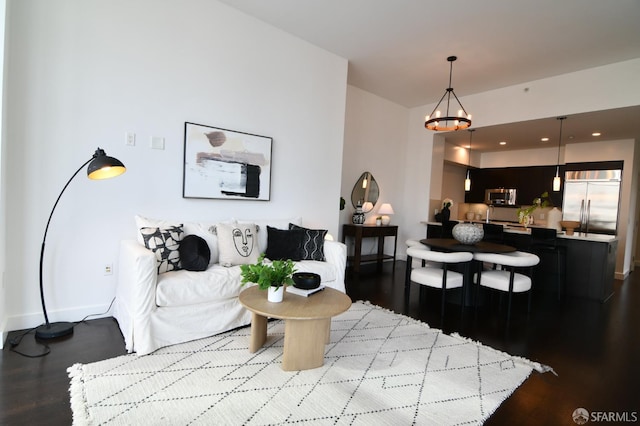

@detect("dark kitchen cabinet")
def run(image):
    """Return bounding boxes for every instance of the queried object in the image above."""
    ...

[562,237,617,302]
[503,231,616,302]
[464,165,562,207]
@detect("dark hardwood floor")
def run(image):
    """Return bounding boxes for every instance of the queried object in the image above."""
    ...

[1,260,638,425]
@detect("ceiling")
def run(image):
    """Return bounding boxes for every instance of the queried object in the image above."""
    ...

[219,0,640,152]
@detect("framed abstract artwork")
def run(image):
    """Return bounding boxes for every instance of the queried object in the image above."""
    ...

[183,122,272,200]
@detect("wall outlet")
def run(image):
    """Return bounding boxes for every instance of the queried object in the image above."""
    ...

[104,263,113,275]
[125,132,136,146]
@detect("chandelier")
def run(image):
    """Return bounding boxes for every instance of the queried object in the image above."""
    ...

[425,56,472,131]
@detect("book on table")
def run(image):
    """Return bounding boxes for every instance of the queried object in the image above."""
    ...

[287,284,326,297]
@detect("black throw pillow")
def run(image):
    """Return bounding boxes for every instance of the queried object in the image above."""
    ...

[179,235,211,271]
[265,226,304,261]
[289,223,328,261]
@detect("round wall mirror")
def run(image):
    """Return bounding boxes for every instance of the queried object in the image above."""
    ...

[351,171,379,212]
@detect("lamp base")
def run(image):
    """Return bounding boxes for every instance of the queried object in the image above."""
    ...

[35,322,74,340]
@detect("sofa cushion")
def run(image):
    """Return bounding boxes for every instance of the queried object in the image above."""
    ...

[265,226,304,261]
[290,260,337,283]
[155,260,336,307]
[179,235,211,271]
[289,223,327,261]
[215,222,260,267]
[140,225,184,274]
[235,217,302,253]
[135,215,220,266]
[156,265,244,307]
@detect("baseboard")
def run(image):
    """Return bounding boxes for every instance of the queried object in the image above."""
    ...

[4,302,115,334]
[615,271,629,281]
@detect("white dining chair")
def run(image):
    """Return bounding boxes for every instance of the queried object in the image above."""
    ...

[473,251,540,325]
[405,246,473,320]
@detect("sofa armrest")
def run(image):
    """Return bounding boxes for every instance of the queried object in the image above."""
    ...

[113,239,158,353]
[324,240,347,291]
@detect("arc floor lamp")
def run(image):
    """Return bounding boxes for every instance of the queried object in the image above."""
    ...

[35,148,126,340]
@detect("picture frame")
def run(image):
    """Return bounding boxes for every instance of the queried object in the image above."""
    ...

[183,122,272,200]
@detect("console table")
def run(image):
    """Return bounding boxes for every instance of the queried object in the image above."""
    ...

[342,224,398,273]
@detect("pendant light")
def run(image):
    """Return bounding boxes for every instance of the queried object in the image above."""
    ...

[553,117,566,192]
[425,56,472,131]
[465,129,475,191]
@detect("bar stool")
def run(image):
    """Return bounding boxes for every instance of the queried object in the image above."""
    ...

[482,223,505,244]
[529,227,566,300]
[405,247,473,321]
[405,239,430,285]
[473,251,540,325]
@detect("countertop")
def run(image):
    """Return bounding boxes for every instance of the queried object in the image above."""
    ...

[421,221,617,243]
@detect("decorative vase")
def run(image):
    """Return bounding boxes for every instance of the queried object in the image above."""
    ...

[547,207,562,231]
[352,201,365,224]
[452,223,484,245]
[352,210,365,224]
[441,207,451,223]
[267,285,284,303]
[376,218,382,226]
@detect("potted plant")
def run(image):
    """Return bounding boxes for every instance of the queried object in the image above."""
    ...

[376,216,382,226]
[517,191,553,228]
[240,254,296,302]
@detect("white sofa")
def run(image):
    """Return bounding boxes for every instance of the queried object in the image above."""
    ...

[113,216,347,356]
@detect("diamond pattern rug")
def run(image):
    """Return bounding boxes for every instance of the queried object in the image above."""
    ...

[68,302,551,425]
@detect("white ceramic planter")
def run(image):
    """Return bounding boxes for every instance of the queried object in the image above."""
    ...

[267,286,284,303]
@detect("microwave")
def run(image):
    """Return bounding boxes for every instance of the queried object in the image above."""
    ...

[485,188,517,205]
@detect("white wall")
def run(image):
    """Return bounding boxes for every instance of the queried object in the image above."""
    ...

[341,85,408,255]
[481,146,562,168]
[1,0,348,332]
[0,0,7,346]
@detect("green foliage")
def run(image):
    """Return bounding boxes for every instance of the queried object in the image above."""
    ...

[240,254,296,290]
[517,191,553,221]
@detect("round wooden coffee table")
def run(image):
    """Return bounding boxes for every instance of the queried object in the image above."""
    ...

[239,286,352,371]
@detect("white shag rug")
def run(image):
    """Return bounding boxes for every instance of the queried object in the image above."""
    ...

[68,301,552,425]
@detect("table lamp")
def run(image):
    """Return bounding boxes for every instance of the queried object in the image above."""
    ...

[35,148,126,340]
[378,203,394,225]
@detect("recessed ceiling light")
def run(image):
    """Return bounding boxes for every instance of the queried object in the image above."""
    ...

[541,137,550,142]
[592,132,601,137]
[499,141,507,145]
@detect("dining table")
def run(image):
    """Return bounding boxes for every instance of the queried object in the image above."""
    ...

[419,238,516,254]
[409,238,517,306]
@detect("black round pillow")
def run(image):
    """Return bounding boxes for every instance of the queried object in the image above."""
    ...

[179,235,211,271]
[292,272,321,290]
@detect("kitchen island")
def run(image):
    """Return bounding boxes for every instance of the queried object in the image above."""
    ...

[423,221,617,302]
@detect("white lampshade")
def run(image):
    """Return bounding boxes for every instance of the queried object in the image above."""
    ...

[378,203,394,225]
[378,203,394,215]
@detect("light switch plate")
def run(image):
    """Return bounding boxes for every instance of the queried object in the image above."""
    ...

[151,136,165,150]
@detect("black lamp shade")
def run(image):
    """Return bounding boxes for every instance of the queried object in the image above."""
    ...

[87,148,126,180]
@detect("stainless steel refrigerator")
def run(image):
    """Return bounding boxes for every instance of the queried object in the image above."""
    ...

[561,169,621,235]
